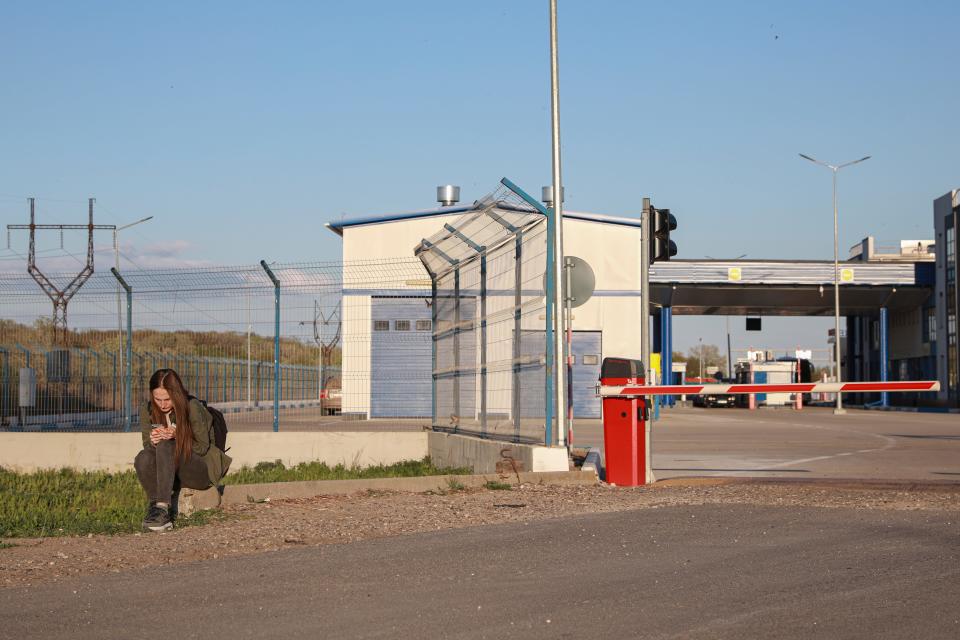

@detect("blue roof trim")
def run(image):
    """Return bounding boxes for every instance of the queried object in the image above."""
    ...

[325,205,475,235]
[563,211,641,228]
[326,206,640,235]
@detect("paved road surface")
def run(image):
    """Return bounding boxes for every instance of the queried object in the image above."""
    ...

[2,502,958,639]
[573,406,960,481]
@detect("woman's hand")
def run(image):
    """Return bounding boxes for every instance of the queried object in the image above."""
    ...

[149,426,176,445]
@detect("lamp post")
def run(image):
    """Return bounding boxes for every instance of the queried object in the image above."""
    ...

[698,337,703,380]
[113,215,153,416]
[799,153,871,415]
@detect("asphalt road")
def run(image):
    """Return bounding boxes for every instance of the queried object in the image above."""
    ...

[573,406,960,482]
[2,503,958,639]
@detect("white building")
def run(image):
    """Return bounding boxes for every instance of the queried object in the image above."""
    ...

[326,197,644,421]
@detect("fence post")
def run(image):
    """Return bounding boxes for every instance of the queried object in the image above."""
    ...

[110,268,134,432]
[431,278,438,427]
[260,260,281,432]
[880,307,889,408]
[513,232,522,442]
[500,177,561,446]
[0,347,7,423]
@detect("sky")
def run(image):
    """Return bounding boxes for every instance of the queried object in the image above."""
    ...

[1,1,958,360]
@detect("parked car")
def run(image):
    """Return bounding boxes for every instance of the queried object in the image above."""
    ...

[692,377,735,408]
[692,392,736,408]
[321,377,342,415]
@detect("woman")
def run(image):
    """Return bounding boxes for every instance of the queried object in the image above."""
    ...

[134,369,232,532]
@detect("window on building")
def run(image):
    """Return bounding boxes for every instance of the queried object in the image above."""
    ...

[373,320,389,331]
[416,320,432,331]
[583,354,599,365]
[394,320,411,331]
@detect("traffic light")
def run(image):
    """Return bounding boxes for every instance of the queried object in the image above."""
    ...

[649,206,677,263]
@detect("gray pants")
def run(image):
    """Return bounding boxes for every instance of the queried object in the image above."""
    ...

[134,440,210,504]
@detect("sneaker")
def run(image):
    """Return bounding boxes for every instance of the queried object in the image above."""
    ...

[142,504,173,532]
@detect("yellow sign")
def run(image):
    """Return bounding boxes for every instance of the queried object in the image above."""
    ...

[650,353,661,374]
[840,268,854,283]
[728,267,742,282]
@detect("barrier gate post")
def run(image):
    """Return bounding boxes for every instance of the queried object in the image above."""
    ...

[600,357,647,486]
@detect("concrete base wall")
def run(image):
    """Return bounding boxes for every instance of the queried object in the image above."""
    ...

[0,432,429,474]
[427,432,570,474]
[0,430,568,475]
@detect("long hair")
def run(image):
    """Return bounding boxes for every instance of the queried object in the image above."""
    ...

[148,369,194,466]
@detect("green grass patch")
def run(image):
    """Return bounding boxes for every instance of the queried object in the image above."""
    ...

[223,457,470,485]
[483,480,513,491]
[0,467,222,538]
[0,542,16,549]
[1,457,471,538]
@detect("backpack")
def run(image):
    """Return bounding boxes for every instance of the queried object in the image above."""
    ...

[190,396,229,452]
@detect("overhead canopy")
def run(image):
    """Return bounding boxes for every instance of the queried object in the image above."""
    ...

[649,260,933,316]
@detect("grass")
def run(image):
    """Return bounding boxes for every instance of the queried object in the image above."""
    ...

[0,457,471,538]
[223,457,471,485]
[0,467,160,538]
[0,542,16,549]
[483,480,513,491]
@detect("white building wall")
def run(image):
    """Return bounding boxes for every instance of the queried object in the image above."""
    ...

[341,294,371,416]
[562,218,643,362]
[336,212,645,419]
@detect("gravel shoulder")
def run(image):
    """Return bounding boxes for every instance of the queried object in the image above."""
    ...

[3,478,959,590]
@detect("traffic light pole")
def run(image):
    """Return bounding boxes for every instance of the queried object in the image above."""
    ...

[640,197,654,484]
[641,198,651,381]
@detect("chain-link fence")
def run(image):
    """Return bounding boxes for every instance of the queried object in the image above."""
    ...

[417,182,550,443]
[0,259,435,431]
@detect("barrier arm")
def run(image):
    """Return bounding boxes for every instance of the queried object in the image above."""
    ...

[599,381,940,397]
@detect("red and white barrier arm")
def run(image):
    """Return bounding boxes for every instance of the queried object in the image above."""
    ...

[598,381,940,397]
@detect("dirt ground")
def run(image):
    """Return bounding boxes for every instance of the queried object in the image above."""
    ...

[2,479,959,590]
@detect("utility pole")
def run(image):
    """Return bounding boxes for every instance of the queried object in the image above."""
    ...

[7,198,115,345]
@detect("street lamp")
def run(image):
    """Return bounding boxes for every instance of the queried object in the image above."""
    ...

[698,337,703,380]
[799,153,871,415]
[113,215,153,415]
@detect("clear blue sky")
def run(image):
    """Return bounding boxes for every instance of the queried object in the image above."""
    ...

[2,1,958,358]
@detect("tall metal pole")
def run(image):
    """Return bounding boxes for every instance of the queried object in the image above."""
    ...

[246,290,252,406]
[726,316,733,379]
[110,268,133,432]
[260,260,281,432]
[113,215,152,420]
[548,0,567,448]
[640,198,653,483]
[831,168,843,414]
[641,198,651,379]
[800,153,870,415]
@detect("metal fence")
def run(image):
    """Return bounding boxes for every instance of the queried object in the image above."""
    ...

[417,181,550,443]
[0,259,434,431]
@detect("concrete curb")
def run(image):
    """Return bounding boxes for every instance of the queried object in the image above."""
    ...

[581,447,603,476]
[178,469,599,515]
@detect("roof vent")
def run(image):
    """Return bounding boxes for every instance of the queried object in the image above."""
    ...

[541,185,565,208]
[437,185,460,207]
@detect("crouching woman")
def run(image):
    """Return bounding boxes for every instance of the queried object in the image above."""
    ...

[134,368,232,532]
